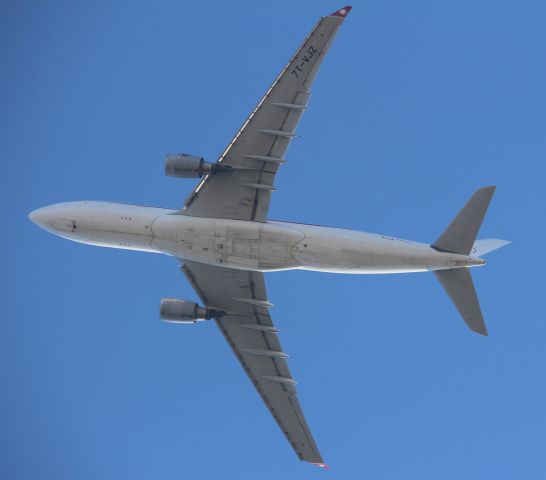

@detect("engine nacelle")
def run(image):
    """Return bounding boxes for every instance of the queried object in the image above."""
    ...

[165,153,217,178]
[159,298,223,324]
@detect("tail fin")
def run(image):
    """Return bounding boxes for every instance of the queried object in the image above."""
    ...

[432,186,496,255]
[471,238,511,257]
[434,269,487,335]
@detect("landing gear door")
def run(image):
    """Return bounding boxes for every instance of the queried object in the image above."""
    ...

[225,226,260,269]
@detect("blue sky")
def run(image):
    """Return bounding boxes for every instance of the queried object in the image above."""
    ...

[2,0,545,478]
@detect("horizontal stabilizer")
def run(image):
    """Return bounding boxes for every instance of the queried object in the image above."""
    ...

[471,238,511,257]
[433,186,496,255]
[434,268,487,335]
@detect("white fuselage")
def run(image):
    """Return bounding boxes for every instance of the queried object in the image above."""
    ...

[29,201,484,273]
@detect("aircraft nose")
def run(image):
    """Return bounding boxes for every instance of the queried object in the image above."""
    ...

[29,207,51,230]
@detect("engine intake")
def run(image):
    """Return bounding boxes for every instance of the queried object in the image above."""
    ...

[165,153,227,178]
[160,298,223,323]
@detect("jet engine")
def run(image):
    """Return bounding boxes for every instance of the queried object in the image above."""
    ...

[165,153,227,178]
[159,298,224,323]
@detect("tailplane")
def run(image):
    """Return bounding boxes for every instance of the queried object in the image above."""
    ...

[432,186,509,335]
[434,268,487,335]
[432,186,496,255]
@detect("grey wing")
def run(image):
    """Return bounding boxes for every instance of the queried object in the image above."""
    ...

[181,260,324,464]
[181,9,350,222]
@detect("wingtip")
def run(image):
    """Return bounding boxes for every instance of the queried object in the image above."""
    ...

[312,462,330,469]
[329,5,352,17]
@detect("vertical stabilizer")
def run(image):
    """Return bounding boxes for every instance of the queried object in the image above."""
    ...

[433,186,496,255]
[434,268,487,335]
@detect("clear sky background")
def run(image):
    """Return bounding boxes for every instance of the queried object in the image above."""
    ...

[2,1,545,478]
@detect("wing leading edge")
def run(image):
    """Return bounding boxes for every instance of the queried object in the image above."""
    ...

[181,7,351,222]
[181,261,324,464]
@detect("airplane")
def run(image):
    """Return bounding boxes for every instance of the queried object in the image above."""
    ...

[29,5,509,467]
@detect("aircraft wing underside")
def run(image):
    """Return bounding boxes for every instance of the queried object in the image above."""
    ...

[180,260,323,464]
[180,9,350,222]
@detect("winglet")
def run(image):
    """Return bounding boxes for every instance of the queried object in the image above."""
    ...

[329,5,352,17]
[312,462,330,469]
